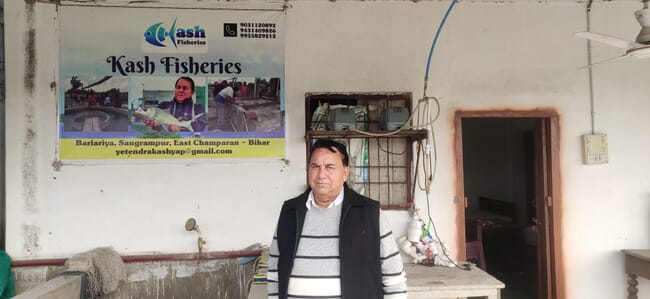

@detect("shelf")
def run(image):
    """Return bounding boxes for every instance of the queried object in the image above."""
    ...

[304,92,421,209]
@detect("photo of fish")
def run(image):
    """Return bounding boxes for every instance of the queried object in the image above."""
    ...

[128,76,208,138]
[134,106,204,132]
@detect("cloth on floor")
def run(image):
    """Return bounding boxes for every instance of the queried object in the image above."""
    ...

[0,251,15,299]
[65,247,126,296]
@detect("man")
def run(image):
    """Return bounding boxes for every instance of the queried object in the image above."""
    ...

[143,77,206,132]
[213,81,236,131]
[268,139,407,299]
[239,81,249,99]
[86,90,97,109]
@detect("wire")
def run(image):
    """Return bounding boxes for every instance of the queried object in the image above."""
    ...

[586,0,596,135]
[409,167,469,270]
[414,1,449,191]
[377,138,408,156]
[424,191,471,271]
[416,143,429,192]
[402,96,439,194]
[347,95,441,137]
[413,0,464,270]
[411,140,423,208]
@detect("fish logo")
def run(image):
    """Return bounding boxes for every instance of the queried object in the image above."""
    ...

[144,19,178,48]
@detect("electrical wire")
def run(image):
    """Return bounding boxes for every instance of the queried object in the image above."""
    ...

[411,140,423,209]
[377,138,408,156]
[347,95,441,137]
[424,190,471,271]
[586,0,596,135]
[413,97,439,194]
[344,96,440,194]
[410,140,468,270]
[414,0,455,194]
[416,0,466,270]
[416,142,430,192]
[330,0,461,269]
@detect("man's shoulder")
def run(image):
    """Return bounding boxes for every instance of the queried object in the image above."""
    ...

[345,187,380,208]
[158,100,173,109]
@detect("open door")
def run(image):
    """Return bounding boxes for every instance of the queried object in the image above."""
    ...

[534,117,563,299]
[455,111,563,299]
[534,118,550,299]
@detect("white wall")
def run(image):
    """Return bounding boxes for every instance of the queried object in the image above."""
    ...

[5,1,649,298]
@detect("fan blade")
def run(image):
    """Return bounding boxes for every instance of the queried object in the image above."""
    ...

[577,54,629,69]
[574,32,643,50]
[627,46,650,58]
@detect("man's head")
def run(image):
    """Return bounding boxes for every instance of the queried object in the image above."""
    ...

[174,77,195,103]
[308,140,350,208]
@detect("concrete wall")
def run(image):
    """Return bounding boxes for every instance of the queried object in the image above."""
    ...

[5,1,649,298]
[13,258,254,298]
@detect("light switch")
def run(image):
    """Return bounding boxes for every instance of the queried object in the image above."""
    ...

[582,134,608,165]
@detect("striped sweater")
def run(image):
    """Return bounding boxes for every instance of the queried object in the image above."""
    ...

[268,203,407,298]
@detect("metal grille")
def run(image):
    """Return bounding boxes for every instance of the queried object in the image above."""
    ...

[305,93,426,210]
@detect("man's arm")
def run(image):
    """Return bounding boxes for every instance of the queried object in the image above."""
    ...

[267,226,280,299]
[191,104,207,132]
[379,212,408,299]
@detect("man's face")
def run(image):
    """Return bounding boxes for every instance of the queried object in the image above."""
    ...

[175,79,194,103]
[308,147,350,207]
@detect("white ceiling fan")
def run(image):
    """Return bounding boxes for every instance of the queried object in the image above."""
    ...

[575,1,650,68]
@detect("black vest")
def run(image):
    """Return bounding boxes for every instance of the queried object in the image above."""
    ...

[276,187,382,299]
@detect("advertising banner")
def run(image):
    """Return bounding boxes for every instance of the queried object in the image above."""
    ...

[59,6,285,160]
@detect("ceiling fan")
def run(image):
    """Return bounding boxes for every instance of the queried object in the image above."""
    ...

[575,1,650,68]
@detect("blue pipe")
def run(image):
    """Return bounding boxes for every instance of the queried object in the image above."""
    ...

[424,0,458,81]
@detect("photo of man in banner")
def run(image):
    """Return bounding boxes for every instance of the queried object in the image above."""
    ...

[208,77,282,133]
[130,76,208,137]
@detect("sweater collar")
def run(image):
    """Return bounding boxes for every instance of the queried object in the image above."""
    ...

[173,97,193,107]
[288,184,366,211]
[306,188,344,210]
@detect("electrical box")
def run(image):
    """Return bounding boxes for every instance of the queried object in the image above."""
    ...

[328,108,356,131]
[380,107,410,131]
[582,134,608,164]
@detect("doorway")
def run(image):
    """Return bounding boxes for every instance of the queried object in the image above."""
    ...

[454,111,563,299]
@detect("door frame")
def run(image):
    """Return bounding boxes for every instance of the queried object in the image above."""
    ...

[454,110,564,299]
